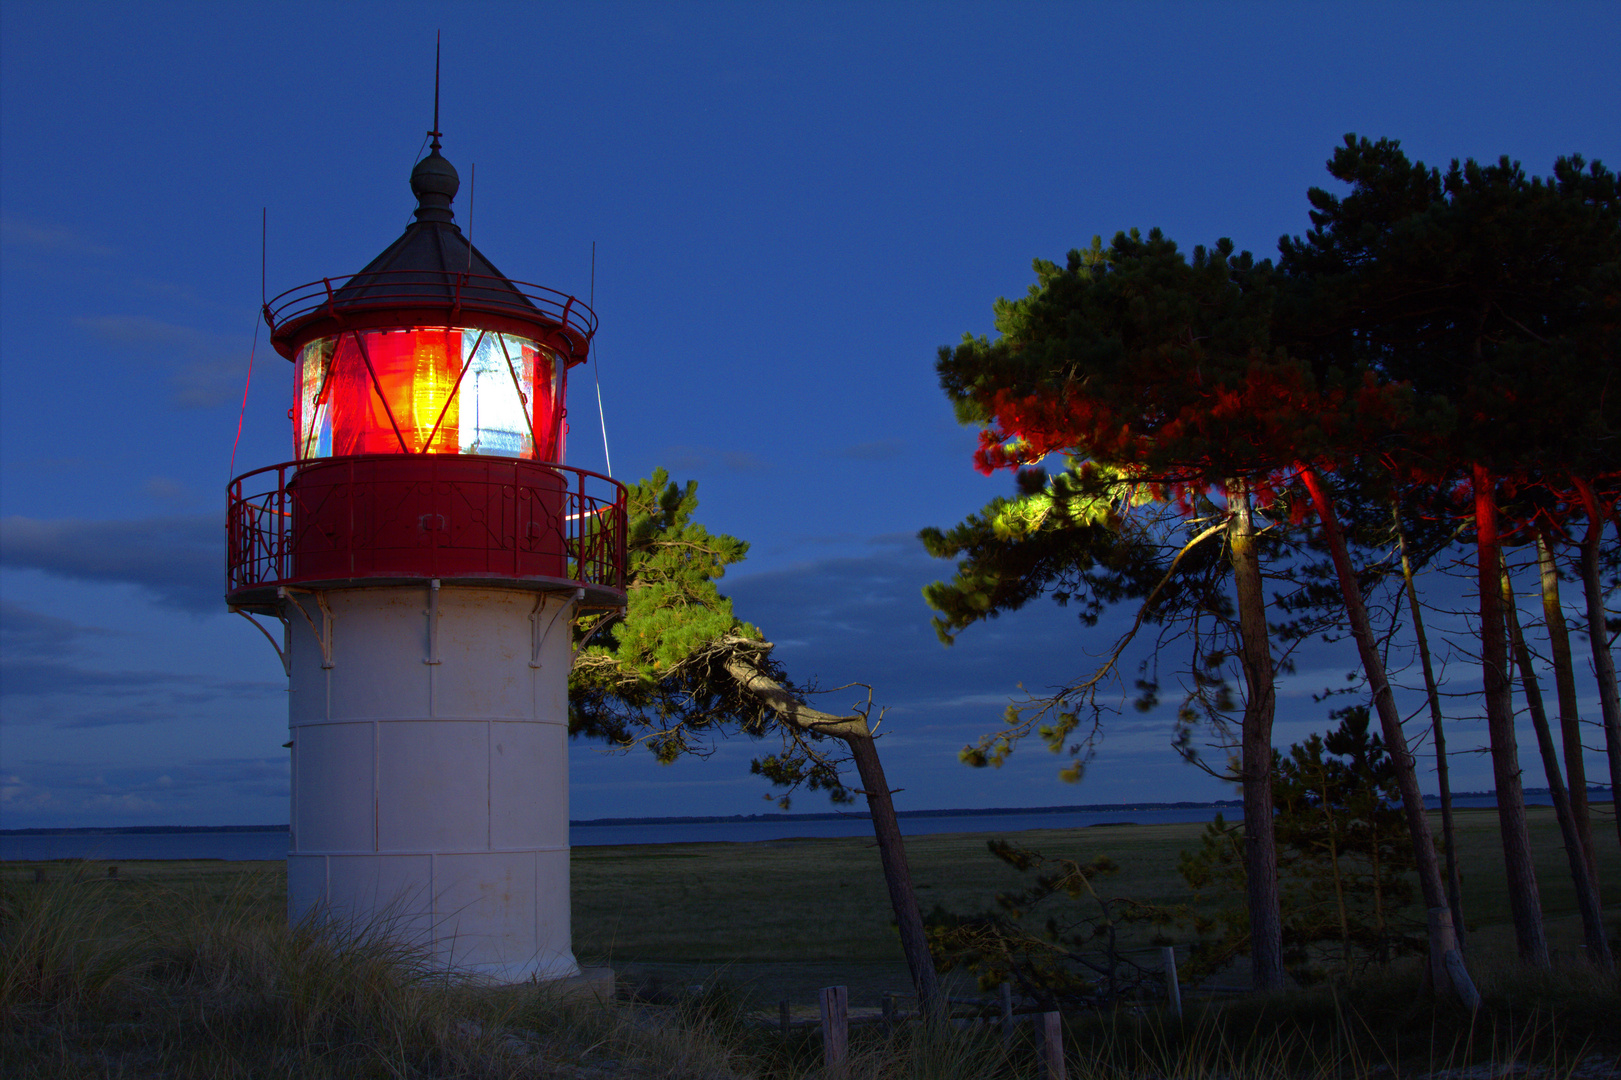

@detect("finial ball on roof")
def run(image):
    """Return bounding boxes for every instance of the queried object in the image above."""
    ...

[410,149,460,223]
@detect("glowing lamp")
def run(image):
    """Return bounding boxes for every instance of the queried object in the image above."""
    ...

[294,326,560,459]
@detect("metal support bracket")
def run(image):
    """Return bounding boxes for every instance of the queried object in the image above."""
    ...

[424,579,442,665]
[232,607,291,677]
[279,586,334,669]
[571,601,625,665]
[531,587,583,669]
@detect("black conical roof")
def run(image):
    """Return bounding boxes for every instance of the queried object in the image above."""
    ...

[328,148,543,316]
[266,142,595,364]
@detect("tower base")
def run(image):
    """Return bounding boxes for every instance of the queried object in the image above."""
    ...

[285,584,580,982]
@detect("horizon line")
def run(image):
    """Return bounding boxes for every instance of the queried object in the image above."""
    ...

[3,787,1603,836]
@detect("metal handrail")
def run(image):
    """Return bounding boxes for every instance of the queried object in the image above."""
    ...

[226,456,626,598]
[264,270,597,341]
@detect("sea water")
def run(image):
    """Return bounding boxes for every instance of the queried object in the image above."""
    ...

[0,794,1545,862]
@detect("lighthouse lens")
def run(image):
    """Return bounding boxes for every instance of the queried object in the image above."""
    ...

[294,328,561,461]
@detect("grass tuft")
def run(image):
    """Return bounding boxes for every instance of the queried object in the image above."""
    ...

[0,866,150,1023]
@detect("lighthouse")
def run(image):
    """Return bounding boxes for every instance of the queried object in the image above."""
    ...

[226,125,626,982]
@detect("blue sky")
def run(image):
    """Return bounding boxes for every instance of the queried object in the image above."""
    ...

[2,2,1617,828]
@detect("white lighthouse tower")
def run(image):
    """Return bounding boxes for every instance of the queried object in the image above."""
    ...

[227,124,625,981]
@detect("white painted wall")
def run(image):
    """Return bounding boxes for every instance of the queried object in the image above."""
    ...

[284,583,578,981]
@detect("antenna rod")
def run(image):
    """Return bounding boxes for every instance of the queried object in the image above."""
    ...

[590,241,612,477]
[260,207,267,307]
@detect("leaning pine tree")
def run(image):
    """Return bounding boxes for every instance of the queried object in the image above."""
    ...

[568,469,942,1012]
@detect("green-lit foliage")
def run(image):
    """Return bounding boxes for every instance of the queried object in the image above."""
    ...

[920,458,1239,775]
[568,468,852,803]
[569,468,767,761]
[580,469,757,682]
[920,461,1159,645]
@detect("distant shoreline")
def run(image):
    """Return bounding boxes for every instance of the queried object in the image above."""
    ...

[3,787,1605,837]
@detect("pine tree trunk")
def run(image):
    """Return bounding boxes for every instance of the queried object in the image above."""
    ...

[721,650,943,1013]
[1395,507,1467,951]
[1369,822,1389,965]
[1322,776,1352,974]
[1501,558,1612,969]
[1574,478,1621,855]
[845,731,946,1014]
[1536,529,1600,893]
[1228,479,1286,993]
[1299,468,1476,1003]
[1474,465,1549,967]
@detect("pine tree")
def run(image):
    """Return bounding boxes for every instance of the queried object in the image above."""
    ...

[1181,708,1423,985]
[923,840,1183,1007]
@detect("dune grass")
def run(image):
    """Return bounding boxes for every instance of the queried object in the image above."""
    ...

[1,864,767,1078]
[3,809,1616,1078]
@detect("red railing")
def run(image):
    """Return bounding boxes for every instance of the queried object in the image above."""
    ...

[227,456,626,602]
[264,270,597,345]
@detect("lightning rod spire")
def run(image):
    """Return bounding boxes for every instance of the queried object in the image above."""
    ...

[430,30,442,151]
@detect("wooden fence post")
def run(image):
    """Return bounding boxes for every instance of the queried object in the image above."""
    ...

[780,999,790,1038]
[1000,982,1015,1046]
[882,991,896,1030]
[1041,1011,1066,1080]
[1162,945,1182,1018]
[819,985,849,1070]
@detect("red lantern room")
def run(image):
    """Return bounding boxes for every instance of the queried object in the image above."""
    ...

[227,134,626,608]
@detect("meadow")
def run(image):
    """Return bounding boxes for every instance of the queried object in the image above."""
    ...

[3,807,1616,1078]
[574,806,1616,1002]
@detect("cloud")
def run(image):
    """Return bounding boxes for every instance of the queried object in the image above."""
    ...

[0,756,288,826]
[142,476,193,502]
[724,535,1108,722]
[833,439,906,461]
[0,216,116,258]
[0,514,218,610]
[0,657,176,698]
[0,601,278,731]
[908,692,1028,710]
[659,444,771,474]
[75,315,247,409]
[0,601,111,658]
[55,704,199,730]
[0,652,280,728]
[0,774,55,810]
[129,276,250,317]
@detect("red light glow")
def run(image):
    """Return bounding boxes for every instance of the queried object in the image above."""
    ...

[295,327,561,461]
